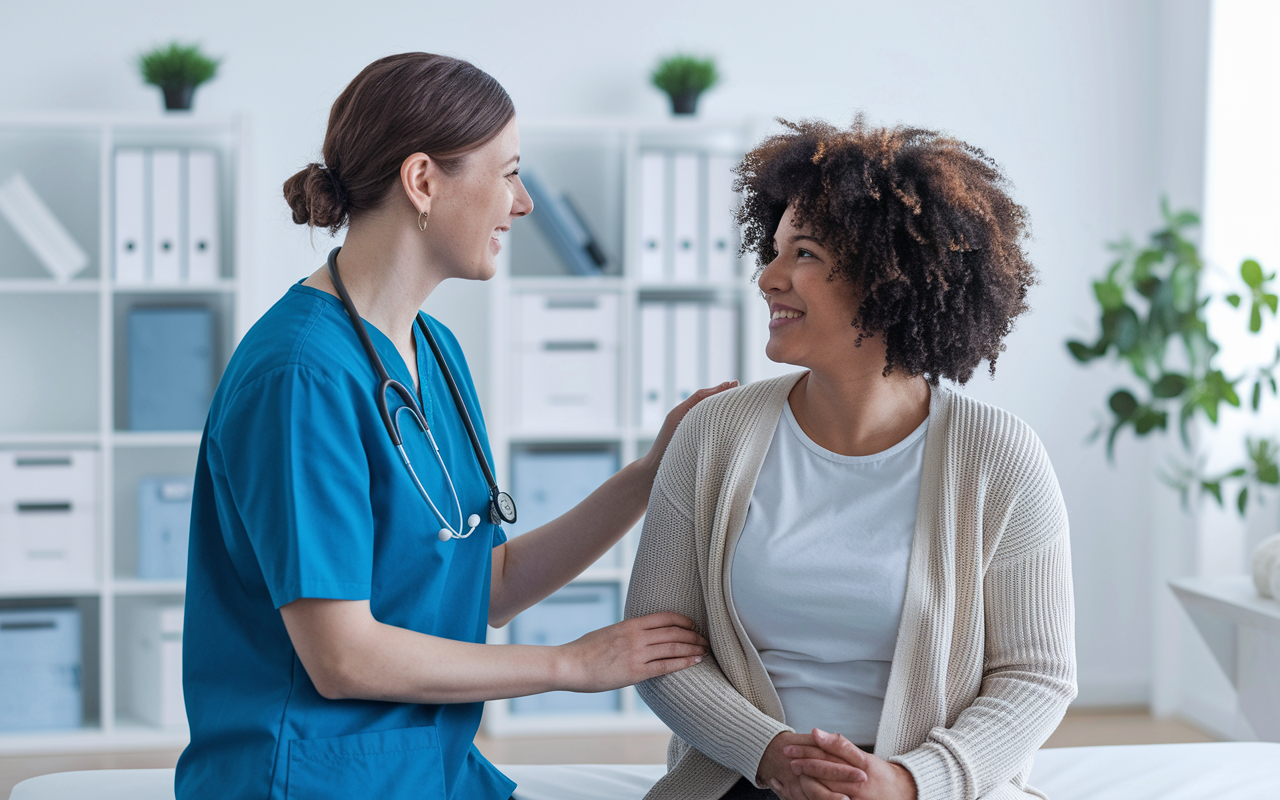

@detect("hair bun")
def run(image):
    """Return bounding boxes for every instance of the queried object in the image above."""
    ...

[282,162,348,232]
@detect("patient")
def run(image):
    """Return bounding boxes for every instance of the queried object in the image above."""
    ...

[624,118,1076,800]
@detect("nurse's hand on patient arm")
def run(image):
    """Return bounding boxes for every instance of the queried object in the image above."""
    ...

[555,611,709,692]
[777,729,916,800]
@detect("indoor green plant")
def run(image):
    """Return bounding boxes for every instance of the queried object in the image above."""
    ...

[138,42,221,111]
[1066,199,1280,514]
[651,54,719,116]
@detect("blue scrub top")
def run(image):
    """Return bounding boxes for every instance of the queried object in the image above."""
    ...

[176,283,516,800]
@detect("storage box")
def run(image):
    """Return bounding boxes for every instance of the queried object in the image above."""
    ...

[127,307,214,431]
[137,476,193,580]
[0,451,97,587]
[0,608,82,732]
[509,583,620,715]
[510,448,621,567]
[513,293,619,432]
[123,602,185,727]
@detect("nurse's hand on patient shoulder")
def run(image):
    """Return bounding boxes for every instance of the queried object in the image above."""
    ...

[640,381,738,476]
[778,729,917,800]
[555,611,709,692]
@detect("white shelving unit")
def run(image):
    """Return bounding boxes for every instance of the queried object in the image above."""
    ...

[481,118,786,736]
[0,113,246,755]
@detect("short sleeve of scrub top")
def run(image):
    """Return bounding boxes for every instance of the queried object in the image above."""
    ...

[176,284,515,800]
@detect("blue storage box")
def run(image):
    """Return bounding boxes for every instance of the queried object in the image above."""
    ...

[509,583,620,715]
[127,307,213,431]
[137,476,193,580]
[0,607,82,732]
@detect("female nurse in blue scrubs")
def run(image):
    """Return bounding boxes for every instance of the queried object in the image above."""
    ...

[175,52,720,800]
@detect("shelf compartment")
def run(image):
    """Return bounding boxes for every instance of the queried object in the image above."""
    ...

[112,446,199,581]
[0,293,99,434]
[0,595,101,733]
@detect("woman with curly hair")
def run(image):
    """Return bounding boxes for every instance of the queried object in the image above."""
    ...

[625,118,1075,800]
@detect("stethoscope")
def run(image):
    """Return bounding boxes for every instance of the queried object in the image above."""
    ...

[325,246,517,542]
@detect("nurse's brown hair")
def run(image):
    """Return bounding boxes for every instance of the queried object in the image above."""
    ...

[283,53,515,234]
[735,116,1035,385]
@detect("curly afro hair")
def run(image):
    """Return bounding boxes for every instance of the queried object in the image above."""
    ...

[735,116,1035,384]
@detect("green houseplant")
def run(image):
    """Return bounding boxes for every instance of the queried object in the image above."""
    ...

[651,54,719,116]
[1066,199,1280,514]
[138,42,221,111]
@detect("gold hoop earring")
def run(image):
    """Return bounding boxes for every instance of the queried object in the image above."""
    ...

[417,209,429,231]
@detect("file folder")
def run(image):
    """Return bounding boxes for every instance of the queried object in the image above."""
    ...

[149,150,183,284]
[638,303,668,430]
[125,603,185,727]
[113,150,147,284]
[186,150,219,284]
[706,155,736,281]
[521,170,605,276]
[638,151,666,282]
[672,153,701,282]
[672,302,702,402]
[0,173,90,283]
[127,307,214,431]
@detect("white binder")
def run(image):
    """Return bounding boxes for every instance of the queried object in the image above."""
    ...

[186,150,219,284]
[149,149,183,284]
[113,150,147,284]
[705,304,739,385]
[638,303,668,430]
[0,173,89,283]
[672,302,702,403]
[706,155,736,281]
[671,153,701,282]
[638,151,666,282]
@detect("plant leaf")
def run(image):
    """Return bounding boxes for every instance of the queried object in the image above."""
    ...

[1251,303,1263,333]
[1152,373,1188,398]
[1237,486,1249,515]
[1067,340,1096,362]
[1242,259,1264,288]
[1109,389,1139,419]
[1267,294,1279,314]
[1254,380,1263,411]
[1094,280,1125,311]
[1226,293,1241,308]
[1202,480,1223,507]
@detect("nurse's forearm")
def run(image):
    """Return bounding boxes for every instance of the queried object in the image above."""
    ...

[488,458,653,626]
[279,598,706,704]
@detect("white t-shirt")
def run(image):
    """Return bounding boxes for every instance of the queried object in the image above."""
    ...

[730,401,927,744]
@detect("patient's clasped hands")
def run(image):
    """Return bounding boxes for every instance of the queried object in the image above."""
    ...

[760,728,917,800]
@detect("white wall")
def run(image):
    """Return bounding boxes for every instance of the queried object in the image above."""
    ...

[1,0,1213,711]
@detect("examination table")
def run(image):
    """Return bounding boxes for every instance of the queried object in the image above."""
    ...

[9,742,1280,799]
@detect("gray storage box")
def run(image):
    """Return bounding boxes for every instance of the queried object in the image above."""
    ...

[0,607,82,732]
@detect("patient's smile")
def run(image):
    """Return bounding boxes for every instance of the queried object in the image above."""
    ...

[770,305,804,327]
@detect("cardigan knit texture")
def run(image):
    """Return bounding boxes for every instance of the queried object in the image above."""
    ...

[624,373,1077,800]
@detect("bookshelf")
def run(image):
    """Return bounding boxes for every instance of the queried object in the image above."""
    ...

[481,118,786,735]
[0,113,246,755]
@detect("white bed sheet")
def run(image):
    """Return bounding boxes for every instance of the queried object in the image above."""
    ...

[9,742,1280,800]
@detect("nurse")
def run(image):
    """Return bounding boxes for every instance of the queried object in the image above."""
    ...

[175,52,718,800]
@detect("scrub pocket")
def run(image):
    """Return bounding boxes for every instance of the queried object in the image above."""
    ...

[286,725,444,800]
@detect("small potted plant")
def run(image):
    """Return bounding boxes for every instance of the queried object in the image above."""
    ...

[138,42,221,112]
[651,54,719,116]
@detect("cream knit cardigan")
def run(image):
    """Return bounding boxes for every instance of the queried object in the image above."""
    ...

[624,373,1076,800]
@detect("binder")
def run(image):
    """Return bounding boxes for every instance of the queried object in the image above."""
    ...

[638,151,666,282]
[113,150,147,284]
[149,150,183,284]
[705,304,739,385]
[706,155,736,281]
[186,150,219,284]
[521,170,605,276]
[671,153,701,282]
[672,302,702,403]
[0,173,89,283]
[127,307,214,431]
[137,476,193,580]
[638,303,668,430]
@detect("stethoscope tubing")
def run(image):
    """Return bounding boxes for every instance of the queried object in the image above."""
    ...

[324,246,516,540]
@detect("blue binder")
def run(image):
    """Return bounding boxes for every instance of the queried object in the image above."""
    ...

[127,307,213,431]
[137,475,193,580]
